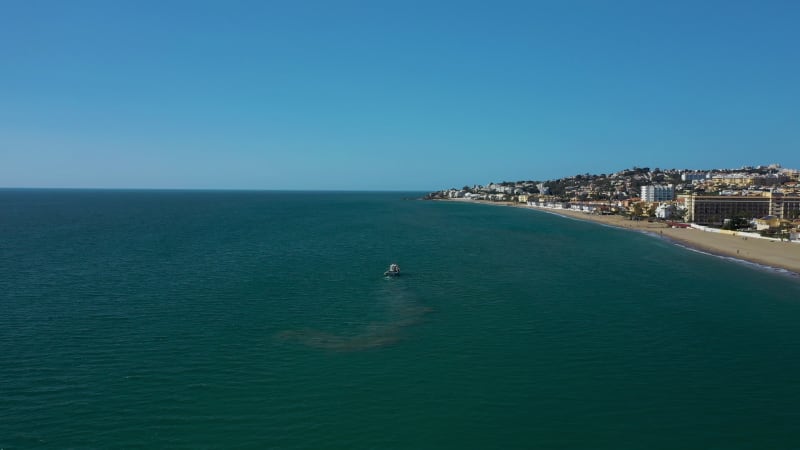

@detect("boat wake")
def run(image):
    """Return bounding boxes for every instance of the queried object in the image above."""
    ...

[276,283,432,352]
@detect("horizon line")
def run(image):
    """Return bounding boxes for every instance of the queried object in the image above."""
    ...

[0,186,432,193]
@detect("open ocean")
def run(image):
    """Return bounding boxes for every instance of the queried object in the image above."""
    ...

[2,190,800,449]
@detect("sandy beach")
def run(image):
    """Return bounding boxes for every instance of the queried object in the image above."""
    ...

[442,199,800,275]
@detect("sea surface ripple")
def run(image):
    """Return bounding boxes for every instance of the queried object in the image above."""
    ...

[2,190,800,449]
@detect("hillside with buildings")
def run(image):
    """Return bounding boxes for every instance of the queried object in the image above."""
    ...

[426,164,800,238]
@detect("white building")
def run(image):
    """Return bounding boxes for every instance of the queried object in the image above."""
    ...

[641,184,674,202]
[681,172,708,182]
[655,203,677,219]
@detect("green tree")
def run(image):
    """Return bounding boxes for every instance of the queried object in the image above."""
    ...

[722,213,750,230]
[632,202,644,218]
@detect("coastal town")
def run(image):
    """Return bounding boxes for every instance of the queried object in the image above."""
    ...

[426,164,800,274]
[426,164,800,241]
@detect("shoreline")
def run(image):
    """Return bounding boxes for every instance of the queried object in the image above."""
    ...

[438,198,800,276]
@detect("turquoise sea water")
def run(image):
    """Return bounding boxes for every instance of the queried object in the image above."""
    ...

[2,190,800,449]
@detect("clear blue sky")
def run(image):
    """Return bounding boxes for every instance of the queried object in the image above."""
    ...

[2,1,798,190]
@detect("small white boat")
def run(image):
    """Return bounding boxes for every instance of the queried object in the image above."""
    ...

[384,263,401,277]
